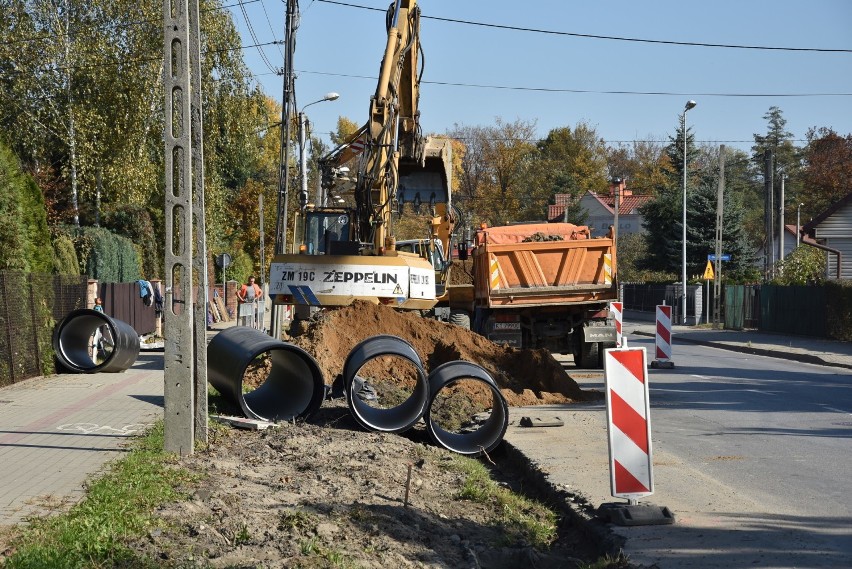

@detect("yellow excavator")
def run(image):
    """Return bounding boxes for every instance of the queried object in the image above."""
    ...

[270,0,454,310]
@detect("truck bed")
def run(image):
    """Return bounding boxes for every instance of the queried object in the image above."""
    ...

[473,232,616,308]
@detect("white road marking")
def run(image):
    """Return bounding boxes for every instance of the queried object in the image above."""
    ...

[57,423,146,435]
[819,405,851,416]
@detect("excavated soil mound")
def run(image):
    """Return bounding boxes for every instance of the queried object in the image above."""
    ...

[449,259,475,285]
[287,301,599,406]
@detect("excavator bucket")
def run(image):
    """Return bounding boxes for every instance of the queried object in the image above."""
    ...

[397,136,452,211]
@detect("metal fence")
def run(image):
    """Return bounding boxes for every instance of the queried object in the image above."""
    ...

[622,283,703,325]
[622,283,669,312]
[0,272,88,387]
[723,285,760,330]
[760,284,826,337]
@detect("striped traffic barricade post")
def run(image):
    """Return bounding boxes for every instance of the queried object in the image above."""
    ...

[651,304,674,369]
[610,301,623,348]
[598,347,675,526]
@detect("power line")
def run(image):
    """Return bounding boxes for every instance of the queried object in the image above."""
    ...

[313,131,811,145]
[258,0,286,61]
[19,40,282,74]
[316,0,852,54]
[236,0,279,74]
[297,69,852,98]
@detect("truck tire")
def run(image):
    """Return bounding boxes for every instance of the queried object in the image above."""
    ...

[578,341,601,369]
[449,309,471,330]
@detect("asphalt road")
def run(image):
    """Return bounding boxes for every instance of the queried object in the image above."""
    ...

[558,332,852,567]
[630,334,852,520]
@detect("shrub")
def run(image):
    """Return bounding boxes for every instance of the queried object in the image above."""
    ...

[52,234,80,275]
[102,205,160,278]
[56,225,142,282]
[0,142,30,271]
[825,280,852,341]
[772,245,826,285]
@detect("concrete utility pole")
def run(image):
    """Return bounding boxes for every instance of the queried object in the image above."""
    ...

[163,0,208,454]
[612,178,622,302]
[270,0,298,340]
[797,202,804,246]
[681,100,697,325]
[763,149,774,277]
[713,145,725,329]
[779,173,786,262]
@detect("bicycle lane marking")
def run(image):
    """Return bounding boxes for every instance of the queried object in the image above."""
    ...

[0,370,159,446]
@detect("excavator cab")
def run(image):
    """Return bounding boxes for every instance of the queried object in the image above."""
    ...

[300,208,356,256]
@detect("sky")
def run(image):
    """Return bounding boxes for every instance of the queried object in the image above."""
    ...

[227,0,852,155]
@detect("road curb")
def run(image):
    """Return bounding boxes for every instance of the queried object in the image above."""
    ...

[498,440,625,558]
[633,331,852,371]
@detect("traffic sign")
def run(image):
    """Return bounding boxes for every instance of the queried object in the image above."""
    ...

[215,253,232,269]
[703,261,715,280]
[707,254,731,261]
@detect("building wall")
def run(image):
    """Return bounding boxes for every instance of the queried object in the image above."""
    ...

[822,238,852,279]
[813,201,852,279]
[814,201,852,240]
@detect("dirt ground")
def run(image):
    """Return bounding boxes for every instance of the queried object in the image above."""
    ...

[129,400,615,569]
[126,303,621,568]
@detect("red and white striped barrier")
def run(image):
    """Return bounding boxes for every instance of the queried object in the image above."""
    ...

[610,302,623,347]
[652,304,673,368]
[604,348,653,499]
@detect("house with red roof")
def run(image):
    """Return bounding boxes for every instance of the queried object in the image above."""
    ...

[547,179,652,238]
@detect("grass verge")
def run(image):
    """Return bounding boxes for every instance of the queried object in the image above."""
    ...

[1,421,198,569]
[445,454,558,548]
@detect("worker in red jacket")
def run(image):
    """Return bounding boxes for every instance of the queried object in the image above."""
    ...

[236,276,264,328]
[236,276,263,304]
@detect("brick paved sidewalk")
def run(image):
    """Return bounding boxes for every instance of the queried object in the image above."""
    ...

[0,353,164,527]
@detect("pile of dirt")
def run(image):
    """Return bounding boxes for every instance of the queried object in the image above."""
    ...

[448,259,475,285]
[287,301,598,406]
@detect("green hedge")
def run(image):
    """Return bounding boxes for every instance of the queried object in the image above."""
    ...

[56,226,141,282]
[52,234,80,275]
[0,142,34,271]
[102,205,160,279]
[825,280,852,341]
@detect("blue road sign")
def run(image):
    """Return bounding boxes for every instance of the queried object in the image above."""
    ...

[708,254,731,261]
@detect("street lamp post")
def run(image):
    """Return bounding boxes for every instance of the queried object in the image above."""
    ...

[681,100,697,325]
[271,92,339,340]
[298,92,340,211]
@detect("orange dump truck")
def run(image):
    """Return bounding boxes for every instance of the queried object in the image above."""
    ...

[453,222,617,368]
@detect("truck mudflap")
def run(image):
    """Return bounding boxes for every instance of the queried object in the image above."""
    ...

[583,326,617,344]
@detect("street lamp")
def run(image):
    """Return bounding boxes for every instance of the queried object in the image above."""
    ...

[681,99,697,325]
[299,93,340,209]
[797,202,804,246]
[271,92,339,340]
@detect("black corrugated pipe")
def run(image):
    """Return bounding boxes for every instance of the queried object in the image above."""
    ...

[207,326,325,422]
[424,361,509,456]
[53,309,140,373]
[342,335,429,434]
